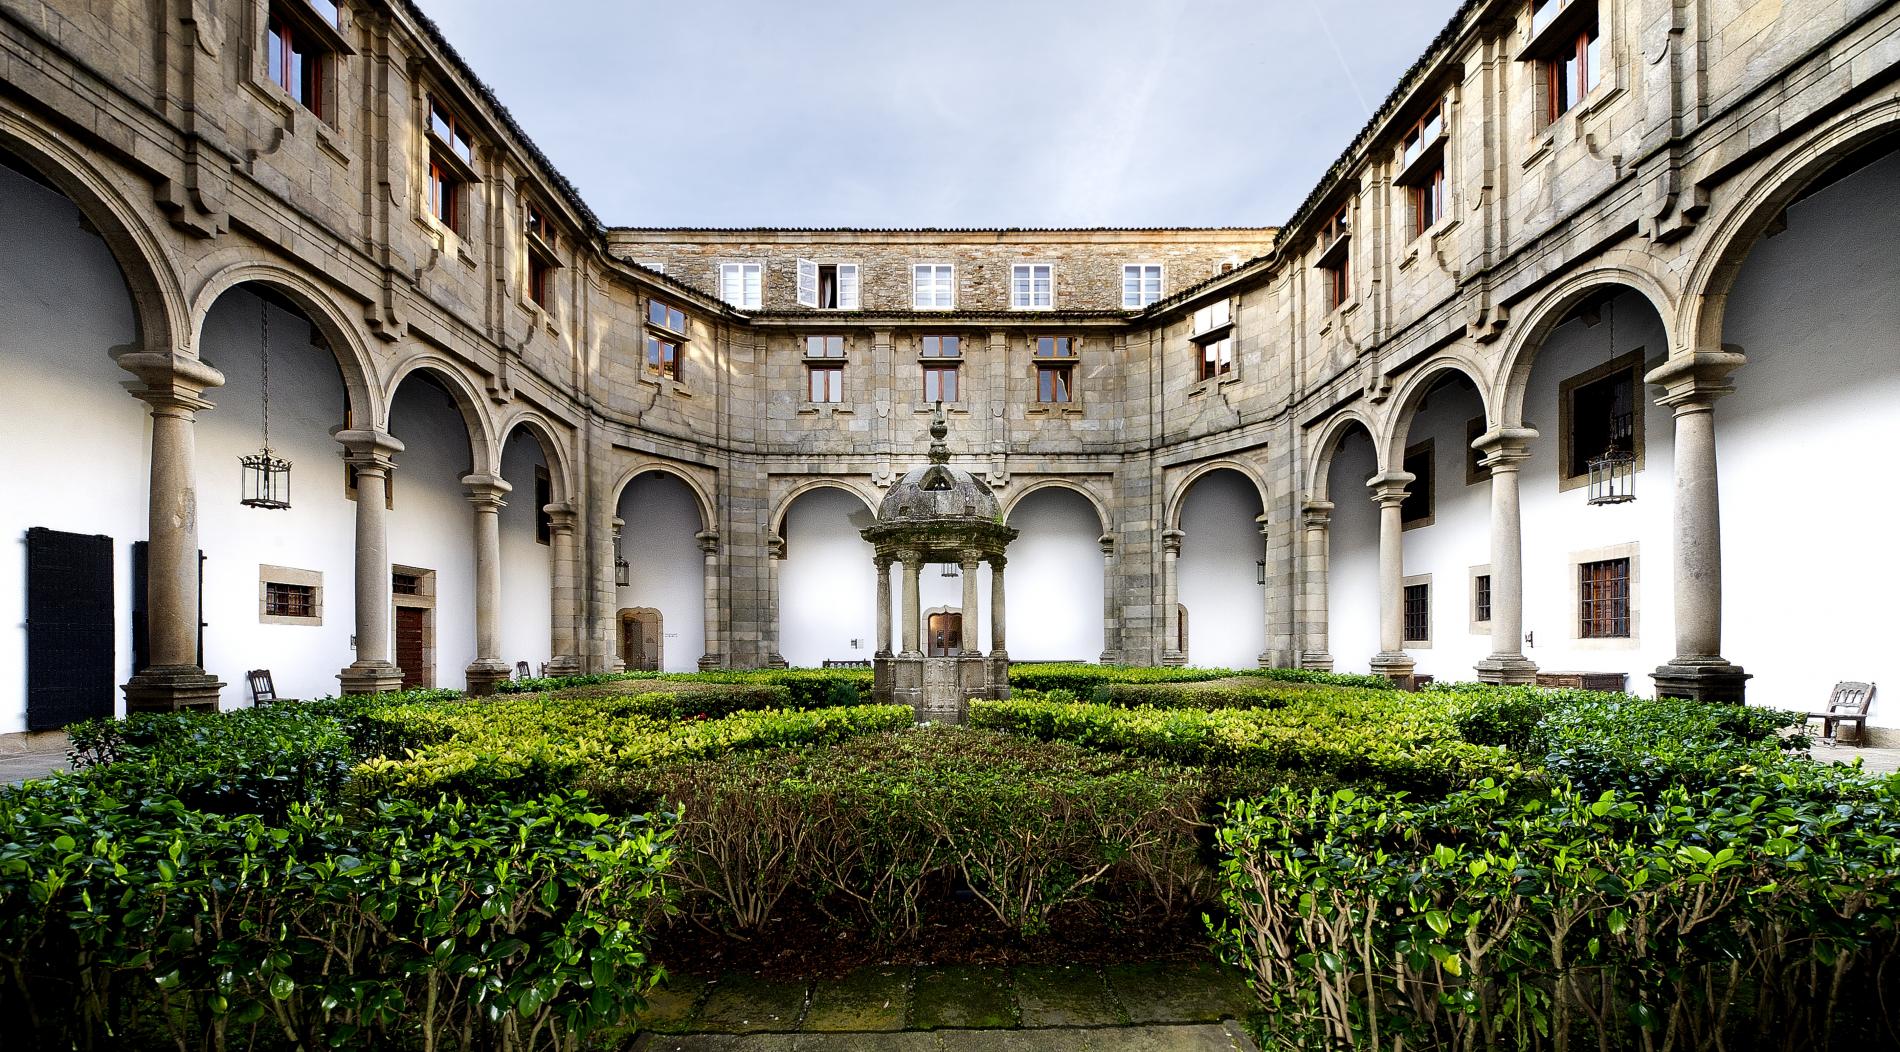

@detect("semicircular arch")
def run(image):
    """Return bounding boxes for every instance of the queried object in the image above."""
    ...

[1001,478,1111,534]
[384,357,499,477]
[771,478,879,538]
[189,260,382,429]
[1304,409,1379,503]
[1493,258,1678,430]
[1377,355,1492,473]
[1166,460,1270,532]
[610,459,718,534]
[496,408,576,505]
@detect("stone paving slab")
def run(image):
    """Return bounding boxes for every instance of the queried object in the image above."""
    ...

[805,968,910,1032]
[1102,962,1254,1025]
[696,974,811,1034]
[1012,965,1124,1028]
[633,1024,1257,1051]
[911,965,1017,1030]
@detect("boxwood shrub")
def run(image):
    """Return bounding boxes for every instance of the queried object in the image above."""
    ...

[497,668,872,708]
[1007,663,1393,693]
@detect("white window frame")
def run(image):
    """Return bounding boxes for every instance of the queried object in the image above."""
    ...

[1122,263,1164,308]
[718,261,763,309]
[912,264,955,310]
[797,259,860,309]
[1011,263,1055,310]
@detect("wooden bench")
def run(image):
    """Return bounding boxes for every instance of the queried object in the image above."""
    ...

[246,669,298,706]
[1535,671,1629,693]
[1807,681,1876,745]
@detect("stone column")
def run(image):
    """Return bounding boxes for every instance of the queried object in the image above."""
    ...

[118,351,226,711]
[545,506,583,676]
[1299,500,1335,670]
[1647,352,1751,702]
[874,554,894,657]
[1160,530,1185,665]
[335,428,407,695]
[959,550,982,656]
[988,556,1008,658]
[901,551,924,657]
[1473,429,1539,685]
[1255,514,1273,668]
[1098,533,1120,665]
[767,533,789,668]
[1367,471,1417,683]
[696,531,722,670]
[462,475,513,694]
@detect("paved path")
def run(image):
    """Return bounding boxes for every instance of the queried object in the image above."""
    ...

[1812,743,1900,774]
[0,731,67,784]
[626,962,1259,1052]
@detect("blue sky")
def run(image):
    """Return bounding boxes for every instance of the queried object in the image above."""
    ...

[424,0,1452,228]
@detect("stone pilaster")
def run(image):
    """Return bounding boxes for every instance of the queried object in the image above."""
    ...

[118,351,226,711]
[1473,428,1539,685]
[696,530,723,670]
[545,506,584,676]
[1647,351,1751,703]
[334,428,407,696]
[766,533,789,668]
[1160,529,1185,665]
[1255,514,1273,668]
[1367,471,1416,683]
[462,474,513,695]
[1298,500,1335,670]
[1098,533,1121,665]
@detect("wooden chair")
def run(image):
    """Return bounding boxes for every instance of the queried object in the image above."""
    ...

[247,669,297,706]
[515,660,532,680]
[1807,681,1875,745]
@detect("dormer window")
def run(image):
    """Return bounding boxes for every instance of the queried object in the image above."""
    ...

[798,260,859,309]
[1315,206,1351,311]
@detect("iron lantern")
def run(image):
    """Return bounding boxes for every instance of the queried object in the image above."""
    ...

[240,449,292,509]
[615,552,631,587]
[1586,442,1636,505]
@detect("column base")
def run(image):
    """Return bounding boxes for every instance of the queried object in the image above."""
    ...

[123,666,224,713]
[697,654,724,672]
[1475,655,1540,686]
[1098,650,1122,666]
[1298,651,1335,671]
[338,661,405,697]
[1160,651,1187,667]
[1651,659,1751,704]
[1369,651,1417,688]
[545,655,584,677]
[767,653,789,669]
[464,660,513,697]
[1257,650,1292,670]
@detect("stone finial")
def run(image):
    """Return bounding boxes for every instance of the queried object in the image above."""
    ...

[928,401,950,464]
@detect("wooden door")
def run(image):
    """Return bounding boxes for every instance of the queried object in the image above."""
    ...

[927,612,962,657]
[26,528,114,730]
[395,606,428,690]
[620,611,661,671]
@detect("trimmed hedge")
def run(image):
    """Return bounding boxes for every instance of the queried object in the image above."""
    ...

[497,668,872,708]
[1007,663,1394,693]
[0,781,673,1051]
[1094,679,1352,710]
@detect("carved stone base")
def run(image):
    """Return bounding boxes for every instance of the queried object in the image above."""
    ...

[1475,654,1540,686]
[123,665,224,713]
[1369,651,1416,687]
[545,655,584,677]
[767,653,789,669]
[1160,650,1187,667]
[1298,651,1335,671]
[1652,658,1751,704]
[464,660,513,697]
[338,661,405,697]
[697,653,723,672]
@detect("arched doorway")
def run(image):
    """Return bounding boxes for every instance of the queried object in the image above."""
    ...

[1003,485,1103,662]
[619,607,663,671]
[615,471,706,673]
[384,370,486,690]
[777,485,877,667]
[1175,468,1266,668]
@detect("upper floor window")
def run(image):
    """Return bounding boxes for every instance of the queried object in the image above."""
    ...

[913,265,956,309]
[266,8,329,117]
[1191,300,1235,382]
[805,335,846,359]
[923,363,959,403]
[429,97,474,164]
[719,262,762,309]
[1528,0,1602,122]
[798,260,859,309]
[428,159,459,232]
[648,298,687,335]
[424,95,475,235]
[1122,264,1163,308]
[1012,264,1054,310]
[308,0,340,24]
[1398,98,1449,239]
[523,200,559,307]
[1316,206,1351,311]
[1033,336,1078,404]
[808,364,844,403]
[645,299,687,382]
[920,335,960,358]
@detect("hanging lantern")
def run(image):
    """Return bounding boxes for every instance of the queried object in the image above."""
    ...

[1586,440,1636,505]
[240,301,292,509]
[615,552,631,587]
[940,562,959,579]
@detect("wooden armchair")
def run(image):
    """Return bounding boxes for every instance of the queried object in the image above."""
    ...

[247,669,298,706]
[1807,681,1875,745]
[515,660,532,680]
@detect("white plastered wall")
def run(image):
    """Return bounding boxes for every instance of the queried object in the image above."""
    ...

[497,433,552,674]
[1719,149,1900,724]
[1003,489,1100,662]
[1394,380,1493,681]
[777,488,877,667]
[0,161,149,733]
[385,379,479,690]
[1177,470,1267,668]
[1327,434,1382,674]
[616,473,705,672]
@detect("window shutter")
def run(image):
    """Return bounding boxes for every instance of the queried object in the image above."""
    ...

[720,263,739,306]
[838,264,859,309]
[797,259,818,308]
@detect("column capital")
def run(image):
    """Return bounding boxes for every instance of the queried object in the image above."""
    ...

[1098,532,1115,556]
[958,549,983,569]
[987,554,1007,572]
[896,547,923,566]
[1301,499,1335,528]
[1367,471,1415,506]
[1161,529,1185,555]
[545,503,578,533]
[1473,426,1539,470]
[769,532,787,560]
[461,473,512,508]
[1255,513,1271,538]
[1646,349,1746,412]
[695,530,720,556]
[334,428,405,470]
[117,350,225,413]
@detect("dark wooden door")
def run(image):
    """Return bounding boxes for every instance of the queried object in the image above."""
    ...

[26,528,115,730]
[927,612,962,657]
[620,612,660,671]
[395,606,428,690]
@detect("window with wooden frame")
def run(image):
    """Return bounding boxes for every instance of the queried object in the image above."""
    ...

[265,3,336,118]
[1315,205,1351,311]
[805,334,846,359]
[1403,581,1432,644]
[1033,335,1078,404]
[1578,556,1631,638]
[1122,264,1163,308]
[1397,98,1449,240]
[1527,0,1602,123]
[719,262,762,309]
[913,265,955,309]
[1558,349,1643,487]
[1011,264,1054,310]
[923,363,959,403]
[919,334,960,358]
[1473,573,1492,623]
[645,298,687,381]
[1411,165,1447,238]
[1401,440,1434,529]
[797,260,859,309]
[259,565,323,625]
[425,95,476,235]
[523,200,559,308]
[807,364,844,403]
[533,465,552,545]
[1191,299,1235,382]
[265,581,316,619]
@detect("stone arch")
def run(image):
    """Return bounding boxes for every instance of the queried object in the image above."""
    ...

[1682,97,1900,358]
[1378,355,1492,473]
[1304,409,1380,502]
[0,113,185,358]
[1001,478,1110,533]
[1165,459,1270,532]
[771,478,878,537]
[611,459,717,533]
[1493,258,1677,430]
[384,357,500,477]
[188,261,382,430]
[496,408,575,505]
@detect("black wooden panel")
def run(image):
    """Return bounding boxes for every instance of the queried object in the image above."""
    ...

[26,528,114,730]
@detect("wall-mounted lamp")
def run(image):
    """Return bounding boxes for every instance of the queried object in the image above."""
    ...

[1256,560,1267,586]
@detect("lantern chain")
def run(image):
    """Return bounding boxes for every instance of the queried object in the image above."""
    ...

[260,302,271,451]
